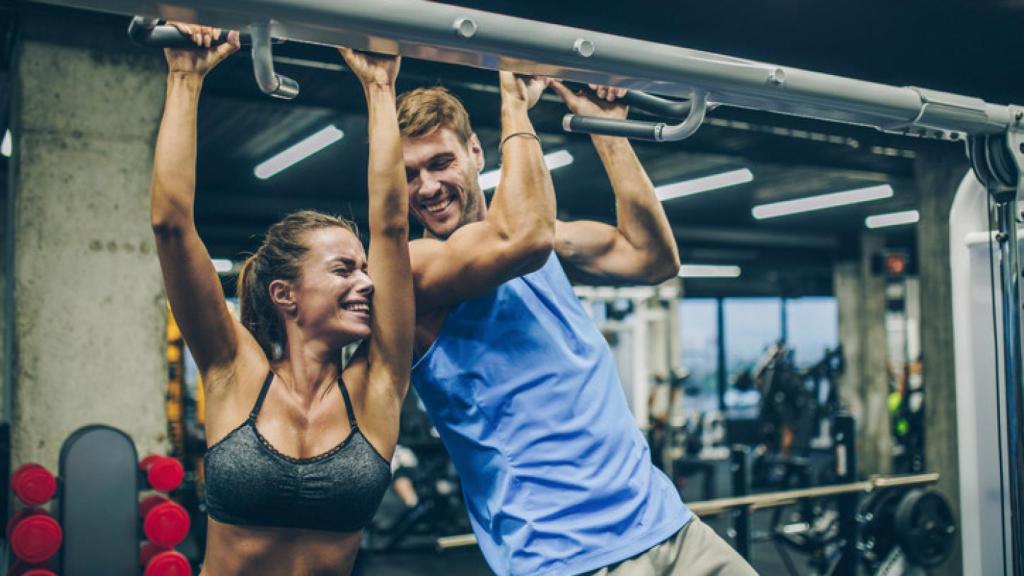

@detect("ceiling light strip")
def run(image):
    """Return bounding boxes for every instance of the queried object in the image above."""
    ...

[865,209,920,229]
[678,264,742,278]
[752,184,893,220]
[479,149,574,191]
[254,124,345,180]
[656,168,753,201]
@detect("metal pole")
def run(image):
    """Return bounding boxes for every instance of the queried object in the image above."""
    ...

[730,445,752,561]
[996,198,1024,576]
[834,413,859,576]
[780,297,788,344]
[717,298,727,412]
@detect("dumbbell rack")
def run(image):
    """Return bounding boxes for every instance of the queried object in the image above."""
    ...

[7,461,61,575]
[5,425,192,575]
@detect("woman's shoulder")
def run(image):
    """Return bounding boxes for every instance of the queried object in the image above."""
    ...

[203,344,270,398]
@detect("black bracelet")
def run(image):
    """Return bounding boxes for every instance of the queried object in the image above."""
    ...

[499,131,541,153]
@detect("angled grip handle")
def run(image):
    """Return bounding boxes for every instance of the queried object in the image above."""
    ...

[127,17,254,48]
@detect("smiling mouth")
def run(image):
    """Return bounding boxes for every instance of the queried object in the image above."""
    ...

[422,197,454,216]
[341,302,371,315]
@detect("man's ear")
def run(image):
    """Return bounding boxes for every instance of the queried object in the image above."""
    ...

[469,133,485,173]
[269,279,296,316]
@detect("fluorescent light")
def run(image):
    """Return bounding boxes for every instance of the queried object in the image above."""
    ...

[254,125,344,180]
[2,130,11,158]
[752,184,893,220]
[678,264,742,278]
[656,168,753,201]
[866,209,920,229]
[479,149,574,191]
[478,169,501,191]
[211,258,234,273]
[544,149,574,170]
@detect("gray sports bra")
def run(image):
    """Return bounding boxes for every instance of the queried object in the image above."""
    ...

[204,370,392,532]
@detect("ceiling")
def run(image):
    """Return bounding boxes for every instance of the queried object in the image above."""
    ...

[16,0,1024,295]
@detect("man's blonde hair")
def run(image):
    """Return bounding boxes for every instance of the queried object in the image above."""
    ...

[397,86,474,145]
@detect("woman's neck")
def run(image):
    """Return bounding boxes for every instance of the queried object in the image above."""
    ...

[273,344,341,407]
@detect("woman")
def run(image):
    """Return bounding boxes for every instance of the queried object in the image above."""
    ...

[150,24,412,575]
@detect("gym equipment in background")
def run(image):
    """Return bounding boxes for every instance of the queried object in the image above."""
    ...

[59,425,139,575]
[11,464,57,508]
[138,455,184,494]
[7,508,62,565]
[5,462,61,573]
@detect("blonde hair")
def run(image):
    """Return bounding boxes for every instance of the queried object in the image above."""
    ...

[397,86,474,145]
[236,210,359,358]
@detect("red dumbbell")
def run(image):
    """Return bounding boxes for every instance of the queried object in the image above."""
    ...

[144,549,192,576]
[139,455,184,493]
[6,509,62,564]
[11,464,56,506]
[140,496,190,548]
[6,559,56,576]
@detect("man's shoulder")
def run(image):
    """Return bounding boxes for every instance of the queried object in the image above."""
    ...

[409,236,443,251]
[409,237,443,272]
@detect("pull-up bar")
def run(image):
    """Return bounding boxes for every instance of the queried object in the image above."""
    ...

[35,0,1020,139]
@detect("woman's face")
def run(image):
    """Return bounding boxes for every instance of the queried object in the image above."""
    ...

[289,227,374,345]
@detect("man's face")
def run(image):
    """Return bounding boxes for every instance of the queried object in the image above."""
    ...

[402,128,486,239]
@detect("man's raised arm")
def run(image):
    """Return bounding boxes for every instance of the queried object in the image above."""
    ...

[550,82,680,285]
[411,73,556,311]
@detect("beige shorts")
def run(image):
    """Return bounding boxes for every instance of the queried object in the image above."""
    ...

[585,517,758,576]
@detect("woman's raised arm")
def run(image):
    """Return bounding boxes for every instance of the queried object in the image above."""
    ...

[340,49,414,421]
[150,24,244,373]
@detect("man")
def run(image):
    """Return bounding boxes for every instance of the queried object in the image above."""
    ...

[399,75,755,575]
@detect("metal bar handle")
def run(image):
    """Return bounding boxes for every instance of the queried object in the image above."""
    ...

[560,82,700,120]
[622,90,694,119]
[561,115,662,141]
[249,21,299,100]
[563,92,708,142]
[127,16,255,48]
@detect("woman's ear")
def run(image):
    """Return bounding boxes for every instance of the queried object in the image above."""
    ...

[269,279,297,316]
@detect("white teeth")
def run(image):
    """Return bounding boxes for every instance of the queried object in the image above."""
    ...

[424,198,453,214]
[343,302,370,313]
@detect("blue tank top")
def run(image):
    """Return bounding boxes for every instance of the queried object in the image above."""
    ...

[411,253,692,576]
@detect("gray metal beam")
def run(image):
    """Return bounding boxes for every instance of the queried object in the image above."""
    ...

[33,0,1018,137]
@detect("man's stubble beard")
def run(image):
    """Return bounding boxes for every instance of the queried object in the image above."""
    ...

[428,174,485,240]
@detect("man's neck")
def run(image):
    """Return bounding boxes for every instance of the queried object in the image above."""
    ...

[420,206,488,241]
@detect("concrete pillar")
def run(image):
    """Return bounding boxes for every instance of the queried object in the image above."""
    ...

[7,7,168,468]
[915,142,967,576]
[833,261,864,425]
[859,231,892,476]
[833,232,891,476]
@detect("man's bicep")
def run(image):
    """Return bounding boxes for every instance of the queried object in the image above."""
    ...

[555,219,653,284]
[555,220,618,278]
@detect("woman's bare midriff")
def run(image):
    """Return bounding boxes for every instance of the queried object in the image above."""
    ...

[200,517,362,576]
